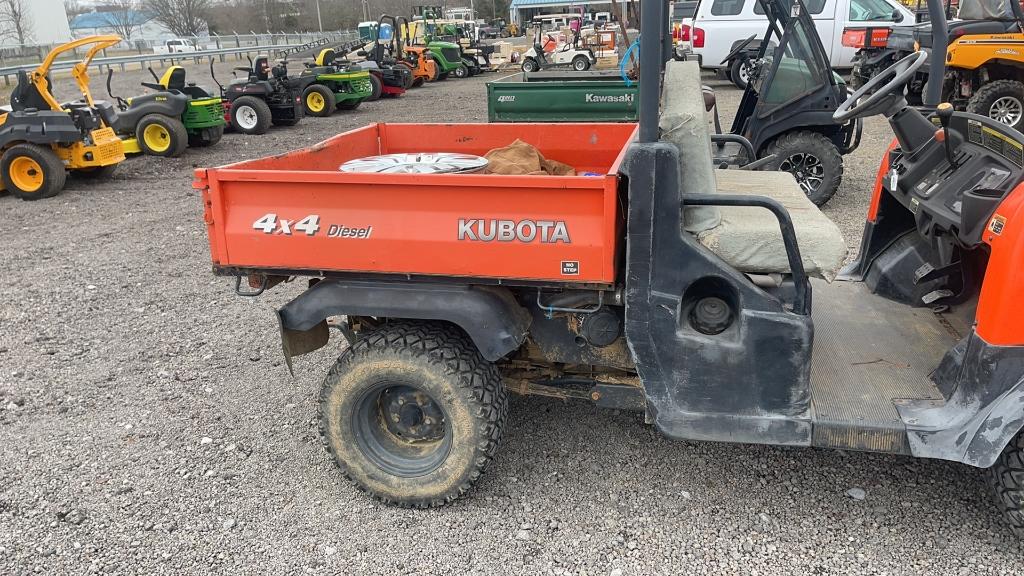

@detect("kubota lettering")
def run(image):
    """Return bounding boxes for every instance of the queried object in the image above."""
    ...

[458,219,571,243]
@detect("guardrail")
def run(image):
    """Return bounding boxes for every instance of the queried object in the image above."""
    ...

[0,30,361,87]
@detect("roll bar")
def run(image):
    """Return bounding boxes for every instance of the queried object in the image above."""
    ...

[923,0,948,106]
[31,34,122,112]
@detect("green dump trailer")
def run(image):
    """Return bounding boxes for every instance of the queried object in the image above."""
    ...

[486,71,639,122]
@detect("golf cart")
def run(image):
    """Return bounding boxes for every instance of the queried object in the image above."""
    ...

[709,0,862,205]
[521,16,597,72]
[211,55,309,135]
[196,0,1024,539]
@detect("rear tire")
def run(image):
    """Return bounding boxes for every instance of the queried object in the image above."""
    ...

[136,114,188,157]
[521,57,539,72]
[319,322,507,507]
[303,84,336,117]
[989,429,1024,538]
[1,144,66,200]
[188,124,223,148]
[572,55,590,71]
[230,95,272,135]
[366,74,383,101]
[763,131,843,207]
[967,79,1024,132]
[453,63,469,78]
[729,58,751,90]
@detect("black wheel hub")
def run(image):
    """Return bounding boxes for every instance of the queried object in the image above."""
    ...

[381,387,445,441]
[352,383,451,477]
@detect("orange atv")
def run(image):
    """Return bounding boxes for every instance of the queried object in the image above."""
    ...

[397,16,438,84]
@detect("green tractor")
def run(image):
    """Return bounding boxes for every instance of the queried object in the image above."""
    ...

[409,17,477,79]
[299,49,374,115]
[106,66,226,156]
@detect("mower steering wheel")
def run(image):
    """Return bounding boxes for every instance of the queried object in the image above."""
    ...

[833,50,927,123]
[720,35,757,66]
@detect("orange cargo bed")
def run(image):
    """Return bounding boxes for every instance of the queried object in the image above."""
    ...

[196,122,636,284]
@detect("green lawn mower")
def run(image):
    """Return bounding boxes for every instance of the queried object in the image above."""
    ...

[299,49,374,116]
[409,18,477,79]
[106,66,225,157]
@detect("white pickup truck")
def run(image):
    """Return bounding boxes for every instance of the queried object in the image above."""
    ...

[690,0,915,88]
[153,38,198,54]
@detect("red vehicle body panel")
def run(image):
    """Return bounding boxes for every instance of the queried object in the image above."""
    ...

[196,122,636,284]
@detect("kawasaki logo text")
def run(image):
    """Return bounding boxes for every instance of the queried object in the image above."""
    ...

[585,93,634,103]
[458,219,571,243]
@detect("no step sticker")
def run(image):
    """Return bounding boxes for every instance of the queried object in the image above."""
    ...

[561,261,580,275]
[989,214,1007,236]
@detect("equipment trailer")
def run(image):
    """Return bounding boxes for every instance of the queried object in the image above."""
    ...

[197,0,1024,537]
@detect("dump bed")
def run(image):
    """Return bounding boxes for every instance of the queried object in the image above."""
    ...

[196,122,636,284]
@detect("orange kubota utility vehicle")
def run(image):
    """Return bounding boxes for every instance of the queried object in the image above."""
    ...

[197,0,1024,538]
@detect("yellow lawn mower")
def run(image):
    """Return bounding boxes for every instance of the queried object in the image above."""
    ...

[0,35,125,200]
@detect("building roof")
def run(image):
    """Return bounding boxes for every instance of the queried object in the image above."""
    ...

[70,10,154,30]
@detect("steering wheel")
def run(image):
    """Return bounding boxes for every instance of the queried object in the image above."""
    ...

[720,35,757,66]
[833,51,927,123]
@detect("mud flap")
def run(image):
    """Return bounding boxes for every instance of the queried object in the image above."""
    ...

[275,310,329,376]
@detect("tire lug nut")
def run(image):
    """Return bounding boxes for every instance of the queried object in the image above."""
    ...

[391,414,400,423]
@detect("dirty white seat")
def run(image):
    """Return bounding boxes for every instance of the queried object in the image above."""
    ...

[659,60,847,280]
[700,170,848,281]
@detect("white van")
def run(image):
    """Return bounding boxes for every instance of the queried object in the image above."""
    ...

[691,0,914,88]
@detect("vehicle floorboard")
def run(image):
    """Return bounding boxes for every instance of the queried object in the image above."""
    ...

[809,280,968,453]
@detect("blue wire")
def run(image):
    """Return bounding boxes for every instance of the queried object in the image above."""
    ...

[620,36,640,86]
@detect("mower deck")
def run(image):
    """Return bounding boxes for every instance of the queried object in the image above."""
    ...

[808,280,969,453]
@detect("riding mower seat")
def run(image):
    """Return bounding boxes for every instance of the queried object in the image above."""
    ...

[661,61,847,280]
[10,70,52,112]
[253,56,270,81]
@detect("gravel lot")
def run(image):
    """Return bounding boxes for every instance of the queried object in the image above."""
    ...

[1,65,1022,575]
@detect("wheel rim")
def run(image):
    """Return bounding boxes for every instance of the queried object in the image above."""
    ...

[9,156,43,192]
[307,92,325,112]
[352,383,451,478]
[989,96,1023,126]
[738,62,750,85]
[779,152,824,194]
[235,105,259,130]
[574,59,586,70]
[142,124,171,153]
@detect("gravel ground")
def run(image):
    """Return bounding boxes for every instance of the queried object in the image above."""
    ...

[1,67,1022,576]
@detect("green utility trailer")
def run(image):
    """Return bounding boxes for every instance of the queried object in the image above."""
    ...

[486,71,638,122]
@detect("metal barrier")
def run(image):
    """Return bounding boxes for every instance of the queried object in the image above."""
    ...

[0,30,360,86]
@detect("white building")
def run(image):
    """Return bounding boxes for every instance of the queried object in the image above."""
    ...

[0,0,73,46]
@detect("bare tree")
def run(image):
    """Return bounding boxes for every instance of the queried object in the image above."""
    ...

[101,0,143,42]
[64,0,89,26]
[0,0,33,46]
[144,0,211,37]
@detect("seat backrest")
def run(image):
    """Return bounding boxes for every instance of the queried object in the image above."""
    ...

[315,48,336,67]
[10,70,52,111]
[160,66,187,91]
[659,60,721,233]
[253,56,270,80]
